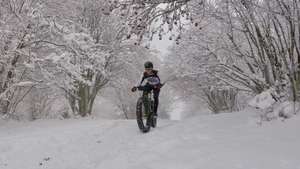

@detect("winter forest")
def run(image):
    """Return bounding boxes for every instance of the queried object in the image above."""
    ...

[1,0,300,169]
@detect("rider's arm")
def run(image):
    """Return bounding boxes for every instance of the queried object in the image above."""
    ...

[136,73,145,87]
[157,74,161,84]
[132,73,146,92]
[155,72,163,88]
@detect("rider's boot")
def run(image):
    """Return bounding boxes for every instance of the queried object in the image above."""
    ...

[151,113,157,128]
[146,116,152,126]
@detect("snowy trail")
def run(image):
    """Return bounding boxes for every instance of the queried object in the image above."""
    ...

[0,112,300,169]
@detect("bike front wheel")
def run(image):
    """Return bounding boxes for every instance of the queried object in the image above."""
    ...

[136,97,150,133]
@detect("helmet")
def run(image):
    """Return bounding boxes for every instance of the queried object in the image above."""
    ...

[144,61,153,69]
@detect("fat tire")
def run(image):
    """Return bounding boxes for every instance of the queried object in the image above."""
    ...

[136,97,150,133]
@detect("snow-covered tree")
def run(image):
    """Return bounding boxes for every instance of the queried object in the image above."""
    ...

[0,0,131,118]
[0,0,45,117]
[164,0,300,114]
[105,0,198,43]
[34,0,128,117]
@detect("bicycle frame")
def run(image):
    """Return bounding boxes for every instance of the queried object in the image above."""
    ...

[135,83,164,132]
[141,91,154,118]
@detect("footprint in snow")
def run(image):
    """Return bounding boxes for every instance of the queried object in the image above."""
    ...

[39,157,51,166]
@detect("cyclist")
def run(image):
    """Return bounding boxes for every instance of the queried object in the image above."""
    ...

[131,61,163,120]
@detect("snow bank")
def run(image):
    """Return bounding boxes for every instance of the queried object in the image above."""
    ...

[248,89,276,109]
[248,89,300,120]
[273,101,300,119]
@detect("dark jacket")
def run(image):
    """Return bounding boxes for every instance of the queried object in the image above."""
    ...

[138,70,162,90]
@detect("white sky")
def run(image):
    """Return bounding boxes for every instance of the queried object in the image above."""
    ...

[151,36,173,58]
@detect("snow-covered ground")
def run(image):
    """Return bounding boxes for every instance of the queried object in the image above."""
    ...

[0,110,300,169]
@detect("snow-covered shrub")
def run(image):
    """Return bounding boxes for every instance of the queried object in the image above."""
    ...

[273,101,300,119]
[248,89,276,110]
[249,88,299,122]
[28,87,70,120]
[204,87,239,114]
[248,89,277,121]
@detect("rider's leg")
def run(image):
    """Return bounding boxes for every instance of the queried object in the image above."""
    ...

[153,89,160,116]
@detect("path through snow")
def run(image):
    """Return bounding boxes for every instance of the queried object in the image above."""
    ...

[0,111,300,169]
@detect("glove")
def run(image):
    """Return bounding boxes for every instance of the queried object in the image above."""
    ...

[131,86,137,92]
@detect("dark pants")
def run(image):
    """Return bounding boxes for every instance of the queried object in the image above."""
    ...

[152,90,159,116]
[138,85,160,116]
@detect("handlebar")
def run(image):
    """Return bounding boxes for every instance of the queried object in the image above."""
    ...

[132,82,165,92]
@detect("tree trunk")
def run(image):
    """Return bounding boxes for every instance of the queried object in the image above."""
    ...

[76,82,99,117]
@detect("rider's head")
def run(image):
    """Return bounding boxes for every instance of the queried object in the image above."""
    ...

[144,61,153,73]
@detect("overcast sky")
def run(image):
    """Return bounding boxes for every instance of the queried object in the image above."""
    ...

[151,37,173,58]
